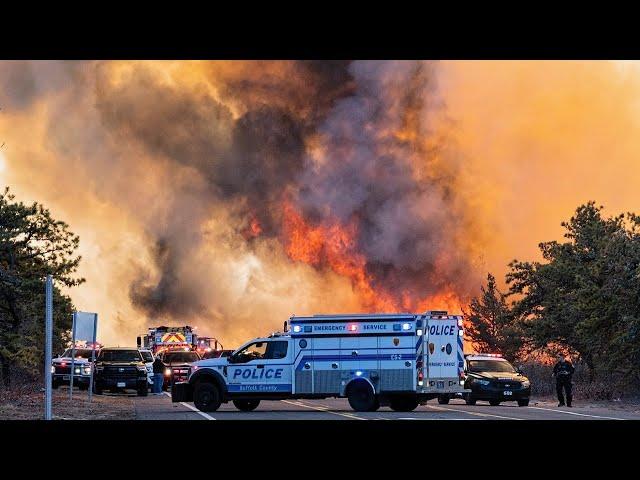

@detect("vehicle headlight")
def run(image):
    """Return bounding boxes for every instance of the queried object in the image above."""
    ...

[51,366,55,374]
[83,367,92,375]
[137,365,147,372]
[521,380,530,388]
[476,379,490,386]
[164,368,172,376]
[74,367,81,374]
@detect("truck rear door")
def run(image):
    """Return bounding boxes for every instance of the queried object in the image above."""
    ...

[426,315,461,390]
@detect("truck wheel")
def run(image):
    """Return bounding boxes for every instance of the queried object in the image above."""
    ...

[464,395,476,405]
[389,395,419,412]
[194,382,222,412]
[346,381,377,412]
[437,395,450,405]
[489,399,501,406]
[233,399,260,411]
[518,399,530,407]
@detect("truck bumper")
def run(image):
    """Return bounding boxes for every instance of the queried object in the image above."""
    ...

[52,374,90,386]
[96,378,147,390]
[171,382,193,402]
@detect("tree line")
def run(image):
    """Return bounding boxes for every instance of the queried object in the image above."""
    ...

[467,202,640,391]
[0,188,83,387]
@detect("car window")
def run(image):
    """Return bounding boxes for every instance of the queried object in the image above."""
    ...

[162,352,201,363]
[235,342,268,361]
[98,350,142,362]
[468,360,516,373]
[140,351,153,362]
[62,349,96,359]
[265,341,288,360]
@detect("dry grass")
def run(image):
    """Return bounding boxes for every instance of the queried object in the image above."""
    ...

[0,384,135,420]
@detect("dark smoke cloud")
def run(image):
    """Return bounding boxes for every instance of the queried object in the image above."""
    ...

[91,61,357,319]
[296,61,477,301]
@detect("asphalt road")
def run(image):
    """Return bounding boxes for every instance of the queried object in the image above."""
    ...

[132,392,640,420]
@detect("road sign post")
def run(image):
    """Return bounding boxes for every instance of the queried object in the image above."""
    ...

[69,313,77,400]
[44,275,53,420]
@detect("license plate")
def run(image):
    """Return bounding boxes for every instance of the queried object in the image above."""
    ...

[63,375,70,380]
[503,390,512,396]
[117,382,126,388]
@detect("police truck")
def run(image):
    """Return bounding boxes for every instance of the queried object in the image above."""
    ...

[172,311,467,412]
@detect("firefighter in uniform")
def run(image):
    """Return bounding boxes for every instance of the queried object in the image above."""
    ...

[553,355,575,407]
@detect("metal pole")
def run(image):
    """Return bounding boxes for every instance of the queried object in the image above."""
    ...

[69,313,76,400]
[44,275,53,420]
[88,314,97,402]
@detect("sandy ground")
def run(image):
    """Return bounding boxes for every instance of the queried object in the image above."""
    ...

[0,385,135,420]
[2,384,640,420]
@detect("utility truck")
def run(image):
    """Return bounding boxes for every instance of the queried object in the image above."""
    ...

[172,311,467,412]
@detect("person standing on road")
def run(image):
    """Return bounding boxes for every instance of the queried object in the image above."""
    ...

[152,355,166,395]
[553,355,575,407]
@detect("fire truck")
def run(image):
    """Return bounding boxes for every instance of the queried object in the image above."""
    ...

[136,326,198,354]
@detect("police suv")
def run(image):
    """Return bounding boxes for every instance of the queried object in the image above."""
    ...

[439,353,531,406]
[172,311,468,412]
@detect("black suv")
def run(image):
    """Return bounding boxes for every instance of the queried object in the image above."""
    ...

[93,347,148,396]
[456,354,531,407]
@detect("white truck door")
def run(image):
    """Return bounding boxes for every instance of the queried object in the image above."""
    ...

[263,339,292,393]
[226,340,293,394]
[426,317,460,389]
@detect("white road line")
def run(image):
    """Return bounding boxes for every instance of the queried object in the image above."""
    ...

[528,406,624,420]
[281,400,365,420]
[427,404,523,420]
[162,392,216,420]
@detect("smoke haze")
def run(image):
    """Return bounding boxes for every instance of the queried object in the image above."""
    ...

[1,60,639,347]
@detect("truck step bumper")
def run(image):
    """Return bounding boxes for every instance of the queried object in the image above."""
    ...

[171,382,193,402]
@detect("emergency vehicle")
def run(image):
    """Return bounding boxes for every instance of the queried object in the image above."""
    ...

[136,326,198,354]
[194,336,224,356]
[51,342,101,390]
[172,311,468,412]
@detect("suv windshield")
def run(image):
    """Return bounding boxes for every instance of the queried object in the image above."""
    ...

[162,352,200,363]
[140,351,153,362]
[98,350,142,362]
[62,349,96,359]
[468,360,516,373]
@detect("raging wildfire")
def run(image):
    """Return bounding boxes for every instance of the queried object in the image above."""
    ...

[1,61,640,397]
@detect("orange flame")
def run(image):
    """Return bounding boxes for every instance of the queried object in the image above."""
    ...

[282,201,463,313]
[241,214,263,240]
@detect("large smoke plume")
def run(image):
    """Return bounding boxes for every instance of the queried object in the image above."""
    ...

[3,60,639,346]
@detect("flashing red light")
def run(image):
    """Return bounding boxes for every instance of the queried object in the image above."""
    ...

[348,324,358,332]
[418,371,424,381]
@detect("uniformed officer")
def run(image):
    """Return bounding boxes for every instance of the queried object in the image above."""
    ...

[552,355,575,407]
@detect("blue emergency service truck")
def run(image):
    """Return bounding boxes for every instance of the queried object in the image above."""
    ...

[171,311,467,412]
